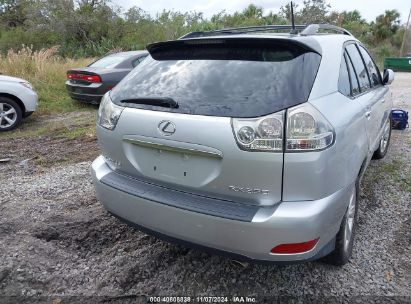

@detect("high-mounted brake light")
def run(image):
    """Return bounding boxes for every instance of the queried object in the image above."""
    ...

[271,238,319,254]
[67,73,102,83]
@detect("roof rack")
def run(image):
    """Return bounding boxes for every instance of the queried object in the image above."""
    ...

[301,24,353,36]
[180,25,306,39]
[179,23,353,39]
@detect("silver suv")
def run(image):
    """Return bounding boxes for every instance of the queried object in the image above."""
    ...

[91,24,394,265]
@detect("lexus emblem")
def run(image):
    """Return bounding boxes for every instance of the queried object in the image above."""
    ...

[158,120,176,136]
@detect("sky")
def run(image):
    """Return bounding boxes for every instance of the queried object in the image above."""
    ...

[111,0,411,23]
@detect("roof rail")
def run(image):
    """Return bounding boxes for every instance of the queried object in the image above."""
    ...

[180,25,307,39]
[300,24,353,36]
[179,23,353,39]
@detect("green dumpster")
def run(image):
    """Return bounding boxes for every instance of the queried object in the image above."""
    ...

[384,57,411,72]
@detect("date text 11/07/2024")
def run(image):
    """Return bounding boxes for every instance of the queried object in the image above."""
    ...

[148,296,257,303]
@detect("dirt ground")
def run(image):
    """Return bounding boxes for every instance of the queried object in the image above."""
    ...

[0,74,410,303]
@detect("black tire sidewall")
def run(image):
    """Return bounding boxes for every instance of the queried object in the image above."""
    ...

[0,97,23,131]
[373,118,392,159]
[322,181,359,266]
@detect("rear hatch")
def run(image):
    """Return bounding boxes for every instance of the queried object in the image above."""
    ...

[105,37,321,206]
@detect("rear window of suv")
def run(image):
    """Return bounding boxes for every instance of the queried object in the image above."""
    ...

[110,39,321,118]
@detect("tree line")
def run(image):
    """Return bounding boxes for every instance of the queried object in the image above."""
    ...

[0,0,408,62]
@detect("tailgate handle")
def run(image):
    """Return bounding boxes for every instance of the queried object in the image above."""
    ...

[120,97,179,108]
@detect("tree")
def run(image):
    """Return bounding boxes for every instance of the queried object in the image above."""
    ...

[299,0,331,24]
[0,1,407,62]
[373,10,400,42]
[334,10,370,40]
[0,0,32,27]
[341,10,365,24]
[243,4,263,19]
[279,2,300,23]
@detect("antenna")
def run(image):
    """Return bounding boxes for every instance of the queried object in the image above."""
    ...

[290,1,298,34]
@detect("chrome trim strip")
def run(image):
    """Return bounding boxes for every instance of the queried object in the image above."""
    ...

[123,137,223,159]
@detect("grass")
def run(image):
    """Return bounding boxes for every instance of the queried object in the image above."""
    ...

[0,111,97,140]
[0,46,95,115]
[380,160,411,193]
[365,159,411,194]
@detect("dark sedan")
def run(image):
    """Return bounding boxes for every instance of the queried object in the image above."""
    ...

[66,51,148,104]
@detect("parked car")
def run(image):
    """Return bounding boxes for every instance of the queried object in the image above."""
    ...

[0,75,38,131]
[91,24,394,265]
[66,51,148,104]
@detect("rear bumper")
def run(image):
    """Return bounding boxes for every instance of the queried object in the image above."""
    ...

[91,156,352,262]
[65,81,104,104]
[67,91,103,104]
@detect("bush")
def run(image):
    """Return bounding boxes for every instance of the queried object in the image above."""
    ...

[369,43,398,68]
[0,46,94,115]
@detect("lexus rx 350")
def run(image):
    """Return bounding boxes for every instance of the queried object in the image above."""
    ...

[91,24,394,265]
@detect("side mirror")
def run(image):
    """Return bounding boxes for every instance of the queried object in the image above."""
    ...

[383,69,394,85]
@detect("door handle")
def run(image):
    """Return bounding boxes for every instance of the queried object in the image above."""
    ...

[381,98,386,103]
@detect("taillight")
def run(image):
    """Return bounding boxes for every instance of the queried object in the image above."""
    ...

[67,73,102,83]
[231,103,334,153]
[98,93,124,130]
[232,111,284,152]
[286,103,334,151]
[271,238,319,254]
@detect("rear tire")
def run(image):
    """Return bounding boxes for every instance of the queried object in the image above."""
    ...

[0,97,22,131]
[322,181,359,266]
[373,118,391,159]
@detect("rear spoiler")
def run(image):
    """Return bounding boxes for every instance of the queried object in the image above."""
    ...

[146,37,322,61]
[67,69,100,76]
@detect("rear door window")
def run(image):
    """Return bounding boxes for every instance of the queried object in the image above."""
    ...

[345,44,371,93]
[345,51,361,95]
[110,39,322,118]
[338,53,351,96]
[358,46,382,87]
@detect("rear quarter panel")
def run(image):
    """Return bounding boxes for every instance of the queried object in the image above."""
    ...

[283,92,369,201]
[282,36,368,201]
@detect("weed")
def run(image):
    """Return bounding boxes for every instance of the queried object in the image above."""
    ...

[364,159,411,194]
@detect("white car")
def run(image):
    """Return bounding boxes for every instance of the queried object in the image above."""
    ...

[0,75,38,131]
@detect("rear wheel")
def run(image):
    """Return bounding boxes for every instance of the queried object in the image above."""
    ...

[323,181,358,266]
[0,97,22,131]
[373,118,391,159]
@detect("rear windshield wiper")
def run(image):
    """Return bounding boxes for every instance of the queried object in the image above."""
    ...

[120,97,179,108]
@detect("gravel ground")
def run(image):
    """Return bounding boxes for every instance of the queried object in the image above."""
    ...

[0,74,410,302]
